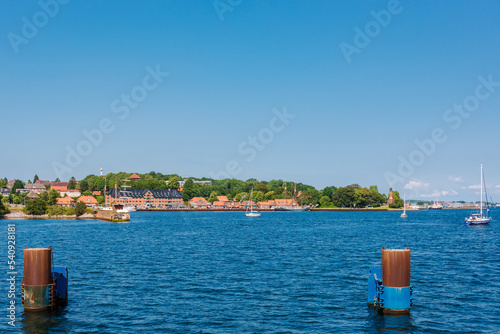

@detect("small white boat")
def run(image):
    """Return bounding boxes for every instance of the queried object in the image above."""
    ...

[465,164,492,226]
[401,193,408,219]
[123,206,136,212]
[429,199,443,210]
[246,186,261,217]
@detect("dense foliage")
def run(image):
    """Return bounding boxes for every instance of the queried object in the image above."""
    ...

[0,195,9,215]
[23,198,47,215]
[75,201,87,217]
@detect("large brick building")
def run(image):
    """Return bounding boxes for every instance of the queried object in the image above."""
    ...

[106,189,183,208]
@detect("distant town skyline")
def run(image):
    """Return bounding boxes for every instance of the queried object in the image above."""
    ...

[1,1,499,202]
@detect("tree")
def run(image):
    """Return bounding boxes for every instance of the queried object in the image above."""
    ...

[322,186,337,200]
[0,178,7,188]
[320,196,332,207]
[24,198,47,215]
[13,196,21,205]
[253,191,264,203]
[254,182,269,194]
[264,191,275,201]
[10,180,24,194]
[95,177,105,192]
[55,178,60,182]
[332,186,355,207]
[0,195,9,215]
[207,191,218,203]
[39,192,49,202]
[182,179,196,202]
[391,190,404,208]
[68,177,77,190]
[75,201,87,217]
[48,189,60,206]
[234,192,248,201]
[167,176,180,190]
[33,174,39,183]
[77,180,89,192]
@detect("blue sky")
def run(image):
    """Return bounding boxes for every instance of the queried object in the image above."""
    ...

[1,0,499,201]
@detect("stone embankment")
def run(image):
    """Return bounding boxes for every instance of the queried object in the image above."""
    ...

[1,211,95,220]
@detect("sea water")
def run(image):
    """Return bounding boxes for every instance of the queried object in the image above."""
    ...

[2,209,499,333]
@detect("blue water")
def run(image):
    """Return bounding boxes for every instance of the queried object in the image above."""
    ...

[2,209,500,333]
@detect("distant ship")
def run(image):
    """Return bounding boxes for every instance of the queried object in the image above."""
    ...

[429,200,443,210]
[274,181,310,211]
[275,206,310,212]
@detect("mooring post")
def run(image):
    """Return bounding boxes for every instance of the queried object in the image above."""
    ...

[368,247,412,314]
[22,247,68,311]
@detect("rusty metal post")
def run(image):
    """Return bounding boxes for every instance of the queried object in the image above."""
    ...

[22,247,53,311]
[381,248,411,287]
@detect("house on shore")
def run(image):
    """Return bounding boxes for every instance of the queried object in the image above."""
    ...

[57,196,74,207]
[217,196,229,203]
[258,200,277,209]
[129,173,141,181]
[0,188,10,197]
[274,199,298,207]
[107,188,183,208]
[24,183,47,194]
[26,191,39,199]
[77,196,98,207]
[51,182,69,192]
[190,197,208,209]
[35,180,50,186]
[212,201,226,209]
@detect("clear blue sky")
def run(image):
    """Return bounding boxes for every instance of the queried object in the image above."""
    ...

[1,0,499,201]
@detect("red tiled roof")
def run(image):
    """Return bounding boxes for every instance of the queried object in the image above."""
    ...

[129,173,141,180]
[77,196,98,204]
[190,197,207,203]
[217,196,229,202]
[57,196,74,205]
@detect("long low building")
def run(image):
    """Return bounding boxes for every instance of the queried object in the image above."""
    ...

[106,188,183,208]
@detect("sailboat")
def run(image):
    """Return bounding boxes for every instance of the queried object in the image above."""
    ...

[246,186,261,217]
[401,193,408,219]
[465,164,492,225]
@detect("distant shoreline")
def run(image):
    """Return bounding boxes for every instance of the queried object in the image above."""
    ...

[0,206,490,220]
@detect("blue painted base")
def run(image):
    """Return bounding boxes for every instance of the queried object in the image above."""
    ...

[380,286,412,313]
[368,268,412,314]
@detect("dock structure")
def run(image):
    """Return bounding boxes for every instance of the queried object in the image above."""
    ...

[95,210,130,222]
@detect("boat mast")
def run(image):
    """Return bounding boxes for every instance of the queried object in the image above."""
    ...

[284,180,287,202]
[480,163,483,217]
[403,193,406,213]
[104,176,107,207]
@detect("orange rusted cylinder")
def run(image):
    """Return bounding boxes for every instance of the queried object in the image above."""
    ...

[381,247,410,287]
[23,247,52,285]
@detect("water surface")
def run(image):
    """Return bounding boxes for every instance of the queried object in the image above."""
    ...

[2,209,499,333]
